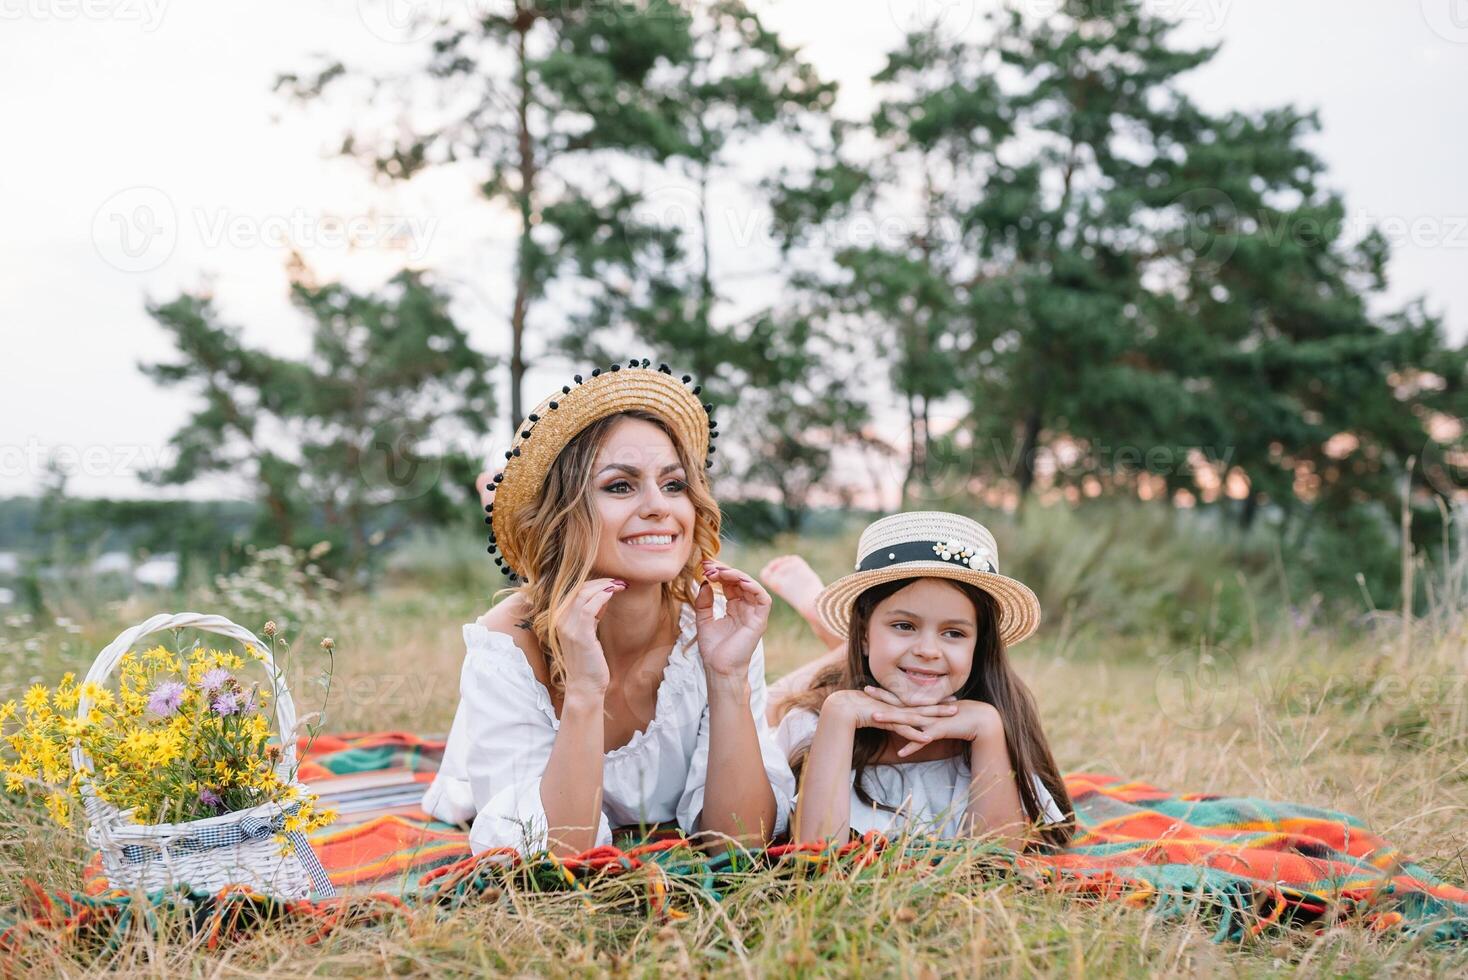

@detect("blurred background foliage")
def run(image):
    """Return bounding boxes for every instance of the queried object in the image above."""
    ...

[3,0,1466,642]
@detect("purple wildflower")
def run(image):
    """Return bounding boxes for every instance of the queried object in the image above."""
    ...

[197,668,231,692]
[211,691,240,716]
[198,788,223,809]
[146,681,186,717]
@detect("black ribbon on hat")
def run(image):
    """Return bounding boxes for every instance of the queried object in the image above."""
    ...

[857,540,996,573]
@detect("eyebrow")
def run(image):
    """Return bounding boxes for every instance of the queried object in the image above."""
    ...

[595,462,686,478]
[884,609,976,628]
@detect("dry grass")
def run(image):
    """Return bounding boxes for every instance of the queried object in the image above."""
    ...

[1,530,1465,977]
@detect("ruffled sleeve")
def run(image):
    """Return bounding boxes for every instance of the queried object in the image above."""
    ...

[428,624,612,856]
[773,706,820,763]
[676,639,797,840]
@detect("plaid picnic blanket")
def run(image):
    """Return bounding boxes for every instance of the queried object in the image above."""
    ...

[6,732,1463,954]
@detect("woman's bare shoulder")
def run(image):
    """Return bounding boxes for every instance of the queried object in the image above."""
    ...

[475,593,549,683]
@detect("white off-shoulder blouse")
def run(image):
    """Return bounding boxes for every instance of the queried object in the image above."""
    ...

[774,707,1065,839]
[422,600,796,856]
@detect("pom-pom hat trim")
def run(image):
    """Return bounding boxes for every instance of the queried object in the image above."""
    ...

[484,359,713,581]
[813,511,1042,647]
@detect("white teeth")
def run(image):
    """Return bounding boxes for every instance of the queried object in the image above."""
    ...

[625,534,673,545]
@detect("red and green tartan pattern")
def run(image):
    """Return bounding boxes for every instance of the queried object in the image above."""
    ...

[6,732,1461,954]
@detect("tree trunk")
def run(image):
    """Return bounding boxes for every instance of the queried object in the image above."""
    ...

[902,388,921,505]
[509,19,535,436]
[1240,489,1260,530]
[1016,409,1042,502]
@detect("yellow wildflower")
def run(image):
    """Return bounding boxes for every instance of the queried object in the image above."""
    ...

[45,792,72,829]
[22,685,49,716]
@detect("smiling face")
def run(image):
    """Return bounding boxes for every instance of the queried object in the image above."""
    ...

[586,416,697,584]
[862,578,980,707]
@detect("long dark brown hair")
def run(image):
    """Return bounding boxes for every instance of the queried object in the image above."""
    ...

[781,576,1075,851]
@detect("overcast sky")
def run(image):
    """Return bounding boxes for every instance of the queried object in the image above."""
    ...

[3,0,1466,501]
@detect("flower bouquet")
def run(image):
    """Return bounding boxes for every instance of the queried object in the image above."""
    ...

[0,612,337,900]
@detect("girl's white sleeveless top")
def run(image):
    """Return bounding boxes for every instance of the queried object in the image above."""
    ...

[774,707,1065,839]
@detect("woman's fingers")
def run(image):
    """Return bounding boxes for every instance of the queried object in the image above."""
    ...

[578,577,624,607]
[586,584,619,620]
[702,561,772,610]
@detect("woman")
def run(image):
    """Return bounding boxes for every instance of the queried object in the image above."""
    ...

[422,360,795,858]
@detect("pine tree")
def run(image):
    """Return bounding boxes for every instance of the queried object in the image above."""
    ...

[277,1,697,434]
[138,265,495,585]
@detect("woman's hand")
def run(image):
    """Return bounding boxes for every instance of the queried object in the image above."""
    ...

[694,559,772,680]
[553,578,624,695]
[862,686,1005,757]
[823,688,960,746]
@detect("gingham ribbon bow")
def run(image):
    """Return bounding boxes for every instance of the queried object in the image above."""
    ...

[120,804,335,898]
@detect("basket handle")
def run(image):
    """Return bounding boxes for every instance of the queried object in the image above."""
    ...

[71,612,301,781]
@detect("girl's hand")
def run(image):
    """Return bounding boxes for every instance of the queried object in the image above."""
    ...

[553,578,624,695]
[824,688,959,746]
[861,687,1006,757]
[695,559,772,680]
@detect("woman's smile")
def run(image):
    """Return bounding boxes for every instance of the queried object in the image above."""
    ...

[621,531,680,550]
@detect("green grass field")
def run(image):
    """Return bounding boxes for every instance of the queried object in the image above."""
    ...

[1,516,1465,977]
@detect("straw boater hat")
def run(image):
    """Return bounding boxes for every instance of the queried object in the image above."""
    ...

[814,512,1042,647]
[484,358,715,582]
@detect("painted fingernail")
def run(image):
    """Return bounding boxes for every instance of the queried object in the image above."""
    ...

[612,579,626,587]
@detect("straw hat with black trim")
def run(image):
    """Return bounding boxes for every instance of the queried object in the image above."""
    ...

[483,358,716,582]
[814,511,1042,648]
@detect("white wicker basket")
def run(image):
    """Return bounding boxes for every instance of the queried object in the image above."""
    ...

[70,612,335,900]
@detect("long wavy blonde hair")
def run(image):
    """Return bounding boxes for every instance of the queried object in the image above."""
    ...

[498,409,721,691]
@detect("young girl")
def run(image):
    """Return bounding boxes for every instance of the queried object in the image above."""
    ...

[770,512,1074,851]
[422,361,795,857]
